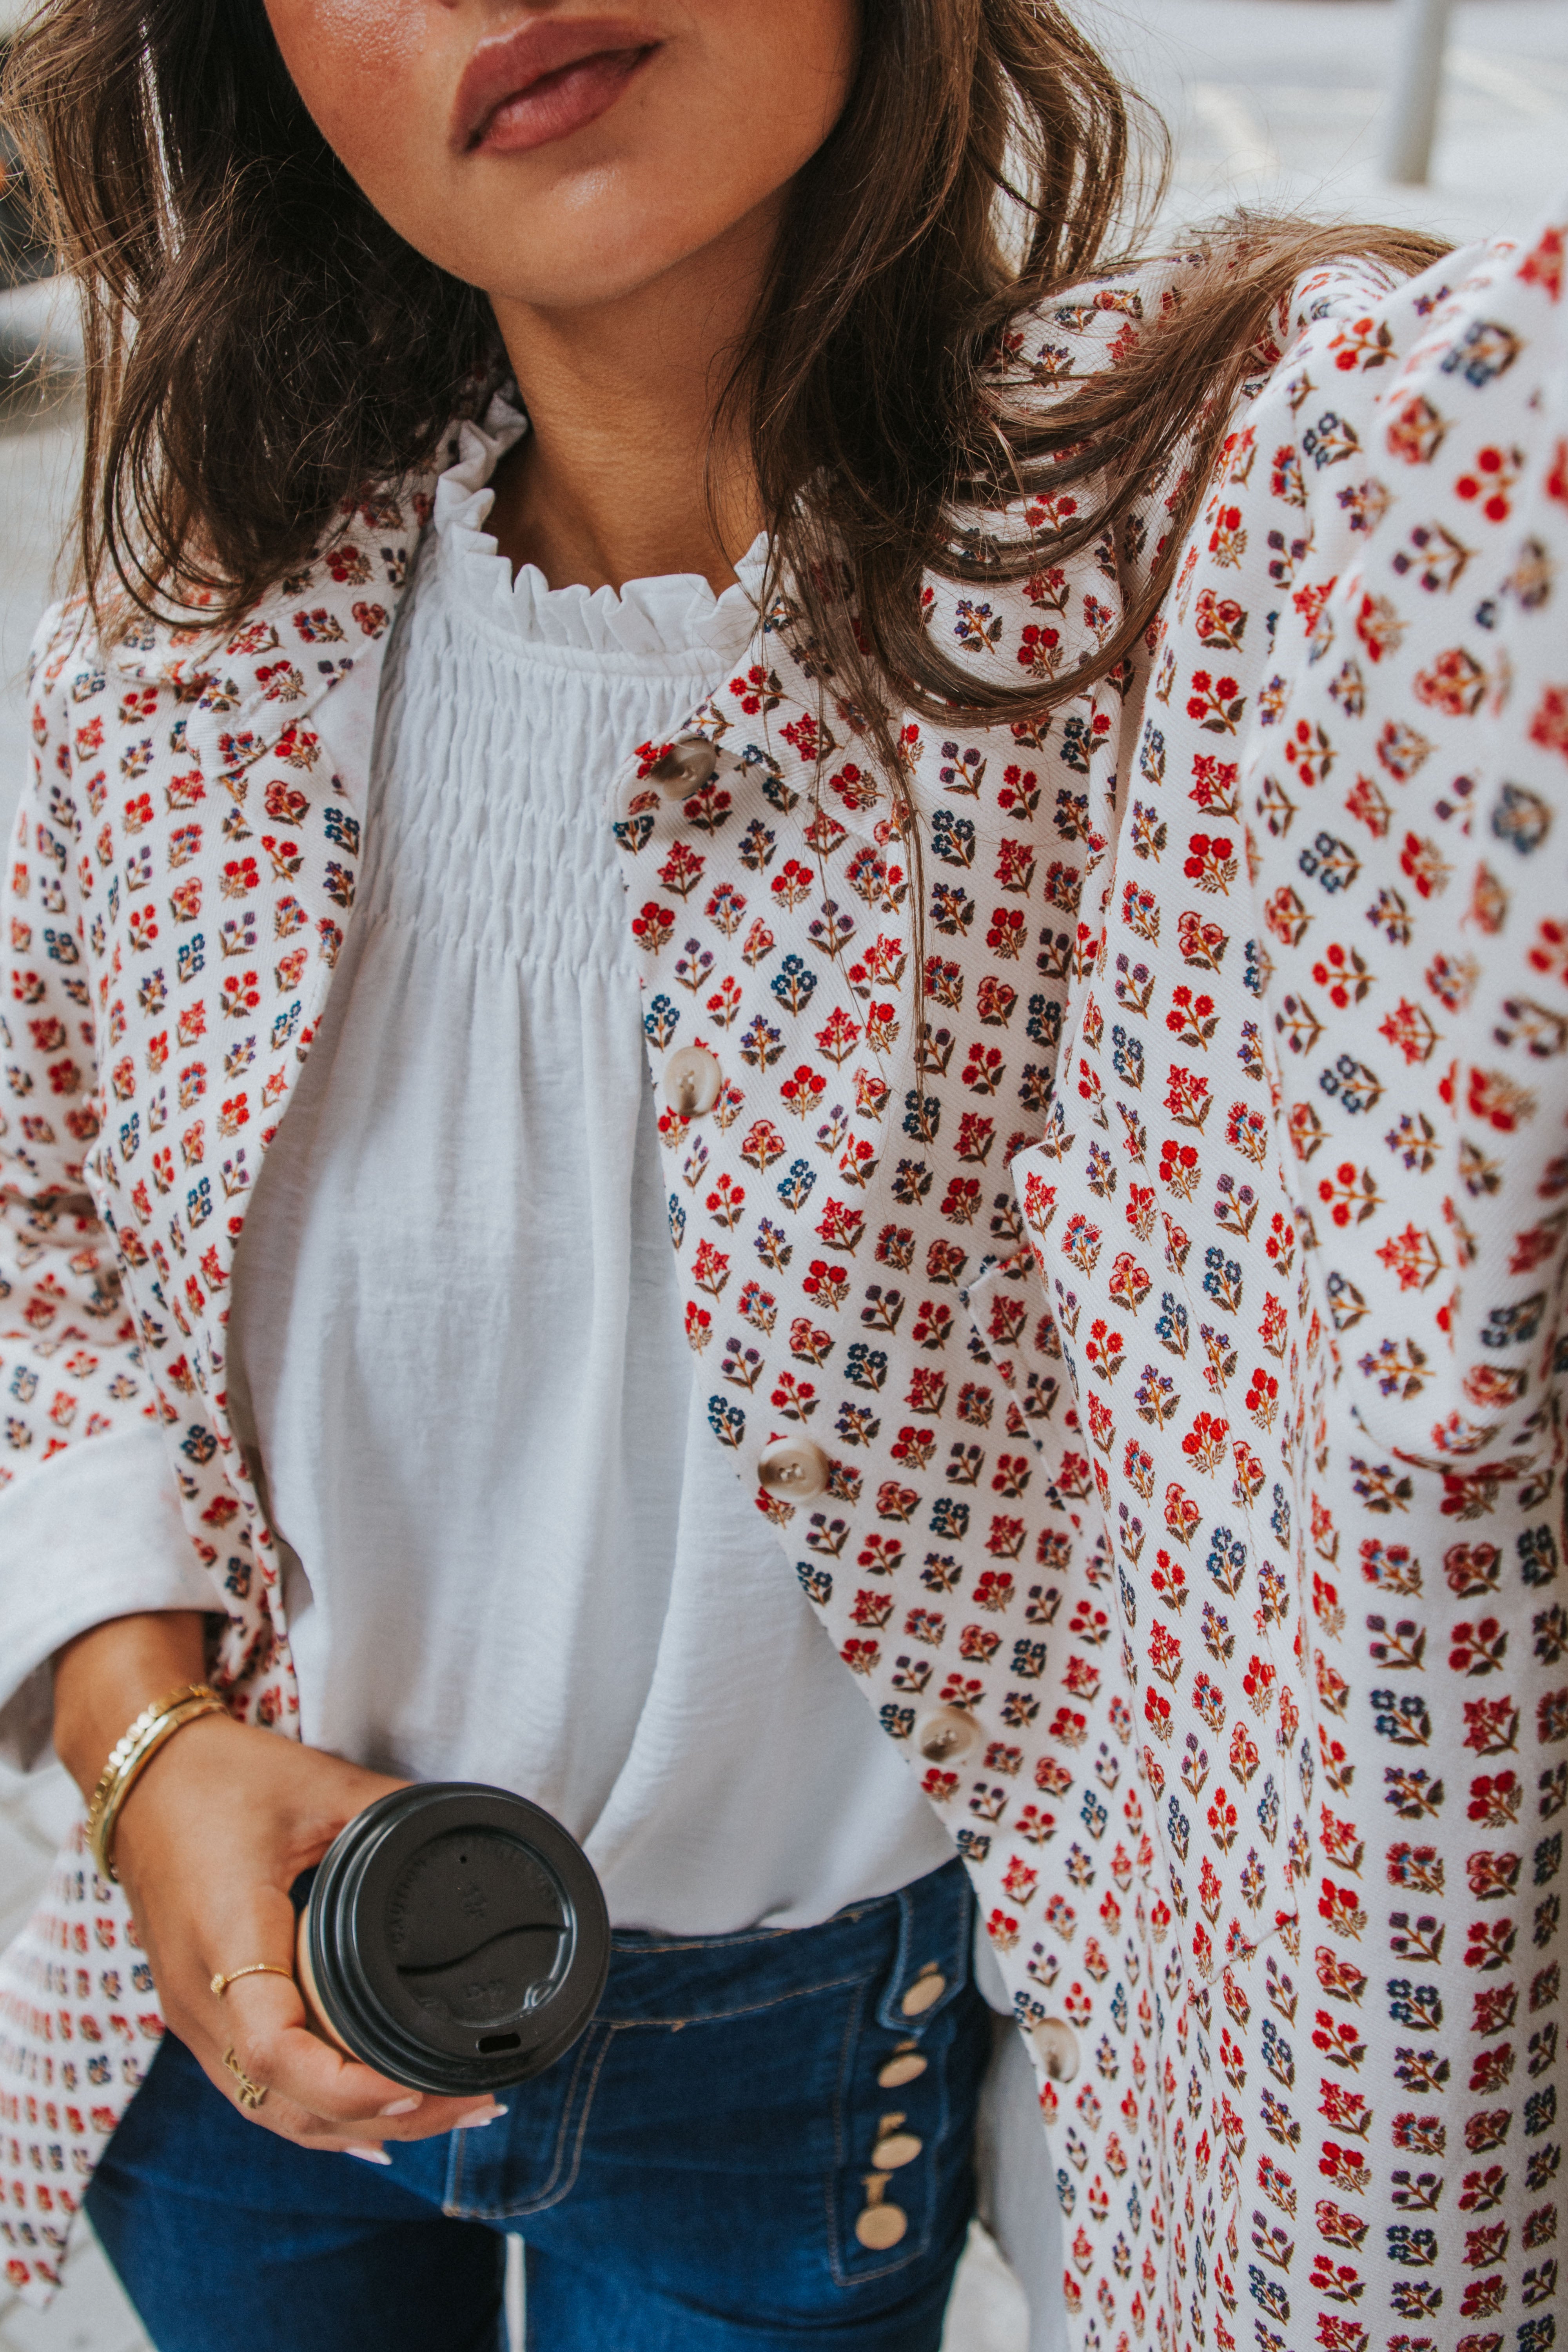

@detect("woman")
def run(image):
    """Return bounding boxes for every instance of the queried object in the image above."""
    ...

[4,2,1550,2348]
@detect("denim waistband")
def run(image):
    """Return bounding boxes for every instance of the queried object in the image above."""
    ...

[592,1857,975,2032]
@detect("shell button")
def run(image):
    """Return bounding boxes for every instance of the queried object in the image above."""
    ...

[877,2045,928,2089]
[757,1438,830,1502]
[1031,2016,1081,2083]
[662,1048,722,1118]
[913,1706,979,1768]
[649,736,718,799]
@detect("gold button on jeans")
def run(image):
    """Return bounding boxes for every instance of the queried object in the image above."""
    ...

[871,2122,922,2171]
[877,2045,927,2089]
[899,1969,946,2018]
[854,2179,908,2250]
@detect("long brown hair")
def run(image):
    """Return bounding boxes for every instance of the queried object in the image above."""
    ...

[5,0,1440,732]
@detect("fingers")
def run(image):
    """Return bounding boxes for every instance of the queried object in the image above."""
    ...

[109,1718,505,2156]
[200,2036,504,2152]
[204,1972,504,2146]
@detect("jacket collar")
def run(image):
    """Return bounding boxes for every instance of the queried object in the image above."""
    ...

[101,483,434,780]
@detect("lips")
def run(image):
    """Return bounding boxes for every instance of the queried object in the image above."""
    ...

[453,16,662,156]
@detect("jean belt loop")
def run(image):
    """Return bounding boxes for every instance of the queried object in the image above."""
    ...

[873,1858,973,2036]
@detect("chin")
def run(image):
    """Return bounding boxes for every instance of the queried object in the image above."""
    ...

[449,196,759,318]
[494,258,702,313]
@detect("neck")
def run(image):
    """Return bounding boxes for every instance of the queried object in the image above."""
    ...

[485,205,775,594]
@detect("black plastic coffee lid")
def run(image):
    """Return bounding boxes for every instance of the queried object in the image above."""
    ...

[307,1782,610,2096]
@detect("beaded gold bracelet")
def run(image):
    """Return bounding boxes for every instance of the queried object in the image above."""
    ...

[85,1683,227,1882]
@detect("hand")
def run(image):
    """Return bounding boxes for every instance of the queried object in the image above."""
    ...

[54,1613,502,2158]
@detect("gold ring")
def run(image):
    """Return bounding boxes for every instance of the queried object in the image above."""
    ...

[211,1963,294,1998]
[222,2045,268,2111]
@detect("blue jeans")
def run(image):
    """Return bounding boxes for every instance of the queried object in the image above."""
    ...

[87,1860,990,2351]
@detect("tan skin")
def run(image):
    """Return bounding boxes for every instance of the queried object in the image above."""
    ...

[55,0,857,2159]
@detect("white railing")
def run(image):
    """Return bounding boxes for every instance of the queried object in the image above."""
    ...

[1384,0,1457,184]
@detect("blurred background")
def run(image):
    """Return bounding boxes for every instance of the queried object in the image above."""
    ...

[0,1,1565,2347]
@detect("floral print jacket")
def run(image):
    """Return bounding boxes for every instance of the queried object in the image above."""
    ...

[3,207,1566,2352]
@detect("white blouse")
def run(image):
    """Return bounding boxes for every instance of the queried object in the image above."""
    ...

[205,401,948,1931]
[0,399,949,1926]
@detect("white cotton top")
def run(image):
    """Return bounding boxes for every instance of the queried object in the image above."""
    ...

[212,398,951,1933]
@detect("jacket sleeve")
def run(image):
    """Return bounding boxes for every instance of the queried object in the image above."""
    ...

[0,606,212,1770]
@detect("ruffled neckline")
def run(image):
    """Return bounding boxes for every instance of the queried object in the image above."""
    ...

[431,389,766,669]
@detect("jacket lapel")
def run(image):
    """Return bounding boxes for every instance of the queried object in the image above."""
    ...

[84,483,430,1711]
[605,546,1160,2114]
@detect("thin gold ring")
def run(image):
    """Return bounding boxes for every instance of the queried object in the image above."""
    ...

[222,2045,268,2111]
[211,1963,295,1998]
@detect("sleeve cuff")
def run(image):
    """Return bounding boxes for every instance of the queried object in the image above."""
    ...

[0,1421,216,1772]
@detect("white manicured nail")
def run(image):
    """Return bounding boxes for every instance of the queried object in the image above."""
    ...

[346,2145,392,2164]
[457,2107,502,2129]
[379,2098,420,2117]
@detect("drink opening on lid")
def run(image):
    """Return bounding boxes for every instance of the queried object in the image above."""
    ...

[304,1781,610,2095]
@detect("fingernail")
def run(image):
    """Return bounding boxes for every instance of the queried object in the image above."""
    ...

[457,2107,503,2130]
[345,2146,392,2165]
[379,2097,420,2117]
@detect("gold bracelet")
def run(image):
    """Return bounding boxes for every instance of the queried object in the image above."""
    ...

[211,1962,294,1998]
[85,1682,227,1882]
